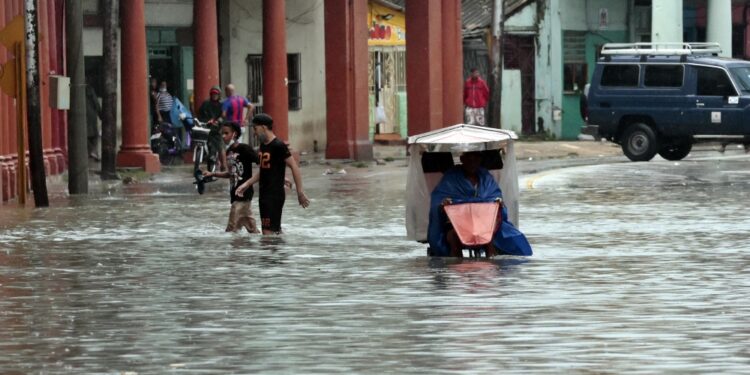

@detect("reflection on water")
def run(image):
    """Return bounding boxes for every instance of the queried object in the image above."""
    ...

[1,161,750,373]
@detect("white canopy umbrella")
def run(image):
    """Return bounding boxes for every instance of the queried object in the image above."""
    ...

[405,124,521,242]
[407,124,518,152]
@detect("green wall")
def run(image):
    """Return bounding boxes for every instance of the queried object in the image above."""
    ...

[560,31,627,140]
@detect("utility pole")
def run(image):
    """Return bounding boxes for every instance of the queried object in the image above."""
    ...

[24,0,49,207]
[66,0,88,193]
[101,0,119,180]
[487,0,504,129]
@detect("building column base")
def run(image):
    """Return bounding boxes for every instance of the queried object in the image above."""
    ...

[326,139,373,161]
[1,160,10,202]
[44,150,58,175]
[54,147,66,172]
[3,164,18,203]
[117,146,161,173]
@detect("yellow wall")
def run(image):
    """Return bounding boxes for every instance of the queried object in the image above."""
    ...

[368,2,406,46]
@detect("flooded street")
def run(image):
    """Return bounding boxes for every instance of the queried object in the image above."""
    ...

[1,155,750,374]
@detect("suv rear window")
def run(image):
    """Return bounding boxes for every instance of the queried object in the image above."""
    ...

[601,65,639,87]
[696,66,737,96]
[644,65,683,87]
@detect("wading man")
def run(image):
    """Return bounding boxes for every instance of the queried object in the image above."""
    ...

[236,114,310,234]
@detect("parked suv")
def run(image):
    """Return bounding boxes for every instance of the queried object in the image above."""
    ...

[582,42,750,161]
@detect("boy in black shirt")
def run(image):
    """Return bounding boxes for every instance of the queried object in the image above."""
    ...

[203,122,260,233]
[236,113,309,234]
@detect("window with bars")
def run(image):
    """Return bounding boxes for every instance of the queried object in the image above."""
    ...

[245,53,302,111]
[563,31,587,93]
[287,54,302,110]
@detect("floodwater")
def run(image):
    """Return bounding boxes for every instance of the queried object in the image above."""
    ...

[1,157,749,374]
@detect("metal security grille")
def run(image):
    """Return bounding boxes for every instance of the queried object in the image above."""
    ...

[245,53,302,112]
[394,48,406,92]
[564,31,586,63]
[287,54,301,110]
[563,31,587,93]
[246,54,264,115]
[368,46,406,134]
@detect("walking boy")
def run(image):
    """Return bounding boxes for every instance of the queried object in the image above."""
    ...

[203,122,260,233]
[236,113,309,234]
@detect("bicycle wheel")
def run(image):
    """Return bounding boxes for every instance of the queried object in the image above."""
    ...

[193,145,204,172]
[207,147,217,173]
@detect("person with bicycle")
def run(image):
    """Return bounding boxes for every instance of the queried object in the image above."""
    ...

[197,86,225,177]
[203,122,260,233]
[235,114,309,235]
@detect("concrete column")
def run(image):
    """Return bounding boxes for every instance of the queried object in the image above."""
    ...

[0,0,7,201]
[262,0,289,141]
[9,0,19,157]
[0,2,7,158]
[323,0,372,160]
[193,0,220,107]
[707,0,732,57]
[3,0,20,201]
[442,0,463,125]
[117,0,160,172]
[56,0,67,157]
[652,0,683,44]
[47,0,65,170]
[406,0,444,135]
[38,0,56,174]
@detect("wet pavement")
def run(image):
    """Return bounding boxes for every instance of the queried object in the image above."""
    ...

[1,148,750,373]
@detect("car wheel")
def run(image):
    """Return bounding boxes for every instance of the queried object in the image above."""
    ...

[621,123,658,162]
[658,140,692,161]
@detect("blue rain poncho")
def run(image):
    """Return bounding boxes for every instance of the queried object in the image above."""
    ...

[169,98,194,129]
[427,166,533,257]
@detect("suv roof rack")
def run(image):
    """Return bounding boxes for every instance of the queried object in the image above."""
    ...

[601,42,722,56]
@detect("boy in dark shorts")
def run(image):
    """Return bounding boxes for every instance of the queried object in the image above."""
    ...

[203,122,260,233]
[235,113,309,234]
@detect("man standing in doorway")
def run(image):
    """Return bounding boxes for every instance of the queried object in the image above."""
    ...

[221,83,254,141]
[86,84,102,161]
[463,68,490,126]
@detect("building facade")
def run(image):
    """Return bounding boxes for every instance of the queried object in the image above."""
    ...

[1,0,68,203]
[500,0,739,140]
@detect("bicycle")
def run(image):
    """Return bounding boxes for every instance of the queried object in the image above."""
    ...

[190,118,220,194]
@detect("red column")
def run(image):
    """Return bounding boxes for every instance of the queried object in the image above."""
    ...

[117,0,160,172]
[406,1,444,135]
[38,0,56,175]
[0,0,7,201]
[5,0,20,201]
[442,0,463,125]
[0,3,6,157]
[262,0,289,141]
[193,0,220,108]
[47,0,65,170]
[323,0,372,160]
[10,0,18,158]
[55,0,67,159]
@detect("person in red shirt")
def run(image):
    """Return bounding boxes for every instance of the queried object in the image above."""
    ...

[463,68,490,126]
